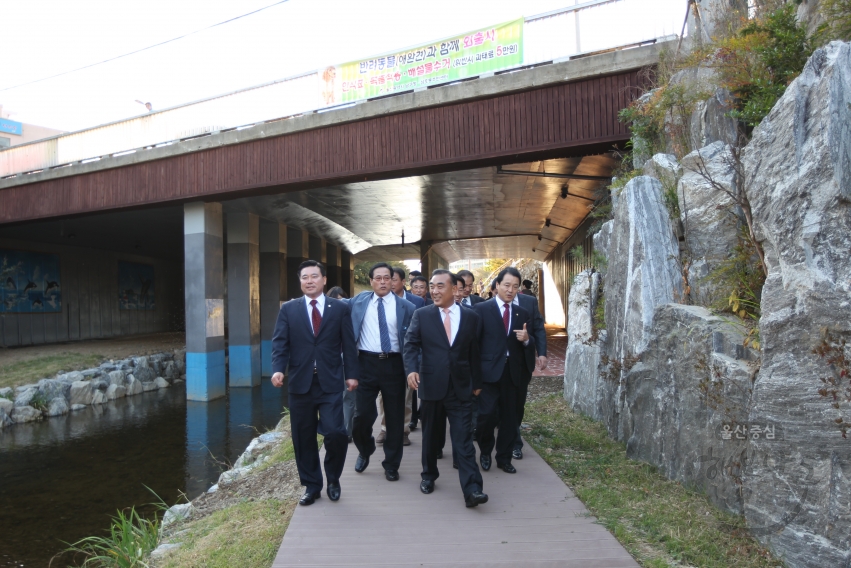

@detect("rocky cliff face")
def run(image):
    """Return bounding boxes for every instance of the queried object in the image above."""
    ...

[741,41,851,567]
[562,41,851,568]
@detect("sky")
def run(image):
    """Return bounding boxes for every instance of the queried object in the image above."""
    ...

[1,0,686,133]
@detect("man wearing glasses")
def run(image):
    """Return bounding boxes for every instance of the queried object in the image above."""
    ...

[456,270,484,308]
[348,263,416,482]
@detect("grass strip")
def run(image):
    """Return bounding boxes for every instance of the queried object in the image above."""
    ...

[0,352,104,390]
[157,499,295,568]
[524,395,781,568]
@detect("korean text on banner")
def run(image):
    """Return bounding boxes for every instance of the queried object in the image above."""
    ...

[318,18,524,106]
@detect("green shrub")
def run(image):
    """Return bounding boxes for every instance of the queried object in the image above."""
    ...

[817,0,851,42]
[65,506,159,567]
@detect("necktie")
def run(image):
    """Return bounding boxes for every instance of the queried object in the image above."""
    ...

[443,308,452,345]
[503,303,510,334]
[377,297,392,353]
[310,299,322,337]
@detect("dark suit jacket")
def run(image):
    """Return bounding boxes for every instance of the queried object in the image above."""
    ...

[516,293,547,357]
[404,291,425,309]
[469,294,485,305]
[349,291,415,349]
[474,299,535,387]
[271,295,358,395]
[403,305,482,402]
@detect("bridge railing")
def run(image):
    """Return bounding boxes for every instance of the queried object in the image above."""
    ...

[0,0,683,179]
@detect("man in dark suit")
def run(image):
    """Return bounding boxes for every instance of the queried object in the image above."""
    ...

[456,269,484,308]
[348,263,415,481]
[271,260,358,506]
[513,290,547,460]
[410,275,433,306]
[391,266,425,308]
[474,267,535,473]
[404,269,488,507]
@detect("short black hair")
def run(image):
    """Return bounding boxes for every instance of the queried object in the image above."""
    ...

[409,270,422,277]
[456,269,474,282]
[495,266,522,285]
[490,279,497,291]
[392,266,406,280]
[522,279,533,289]
[369,262,393,279]
[298,259,326,277]
[411,275,427,285]
[327,286,347,299]
[431,268,457,286]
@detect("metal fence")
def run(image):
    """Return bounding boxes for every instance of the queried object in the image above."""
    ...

[0,0,683,178]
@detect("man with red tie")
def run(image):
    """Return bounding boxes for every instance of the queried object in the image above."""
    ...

[271,260,359,506]
[473,267,535,474]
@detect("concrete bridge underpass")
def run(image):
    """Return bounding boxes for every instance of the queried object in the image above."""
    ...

[0,38,670,400]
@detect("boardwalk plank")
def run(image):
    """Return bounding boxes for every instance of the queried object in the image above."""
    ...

[273,420,638,567]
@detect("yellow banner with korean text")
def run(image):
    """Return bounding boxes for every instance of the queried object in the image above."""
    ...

[318,18,524,106]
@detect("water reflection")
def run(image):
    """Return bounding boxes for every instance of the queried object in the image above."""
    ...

[0,379,288,567]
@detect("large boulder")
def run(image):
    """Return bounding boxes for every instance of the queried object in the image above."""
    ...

[602,175,682,438]
[642,153,681,190]
[108,370,125,386]
[741,41,851,566]
[0,399,14,428]
[46,397,70,417]
[14,388,36,408]
[125,376,143,396]
[38,378,71,401]
[622,304,756,515]
[133,366,156,384]
[68,381,94,406]
[106,384,127,400]
[678,141,742,304]
[689,88,738,150]
[563,270,609,421]
[11,405,42,423]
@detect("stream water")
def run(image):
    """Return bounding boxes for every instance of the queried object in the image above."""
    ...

[0,379,289,567]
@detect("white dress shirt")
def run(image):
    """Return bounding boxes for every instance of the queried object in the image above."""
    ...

[500,295,530,350]
[304,294,326,334]
[439,303,461,345]
[358,292,400,352]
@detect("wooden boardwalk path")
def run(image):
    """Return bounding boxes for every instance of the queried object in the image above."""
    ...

[273,423,638,567]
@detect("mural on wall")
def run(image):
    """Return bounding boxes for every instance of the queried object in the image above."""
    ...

[118,261,155,311]
[0,249,62,313]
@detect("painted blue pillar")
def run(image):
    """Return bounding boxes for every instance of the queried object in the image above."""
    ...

[184,202,226,401]
[259,220,287,377]
[226,212,261,387]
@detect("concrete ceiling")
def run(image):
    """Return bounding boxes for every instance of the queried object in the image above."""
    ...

[226,154,618,262]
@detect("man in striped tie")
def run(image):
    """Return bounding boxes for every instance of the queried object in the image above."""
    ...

[349,263,416,482]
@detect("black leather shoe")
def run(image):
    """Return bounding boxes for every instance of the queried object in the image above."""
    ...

[420,480,434,494]
[385,469,399,481]
[409,421,418,431]
[512,448,523,460]
[327,482,341,501]
[497,462,517,474]
[436,450,443,459]
[465,491,489,508]
[354,454,369,473]
[299,490,320,506]
[480,454,491,471]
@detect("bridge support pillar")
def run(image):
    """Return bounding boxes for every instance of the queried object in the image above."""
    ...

[226,212,261,387]
[341,250,354,298]
[184,202,226,401]
[259,220,287,377]
[286,228,310,300]
[325,242,341,290]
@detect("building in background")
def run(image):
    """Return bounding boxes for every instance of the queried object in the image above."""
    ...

[0,105,64,148]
